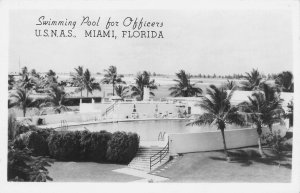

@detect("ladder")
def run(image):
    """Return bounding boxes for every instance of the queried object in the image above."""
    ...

[60,120,68,131]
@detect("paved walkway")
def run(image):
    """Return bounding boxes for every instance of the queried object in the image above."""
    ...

[113,168,169,182]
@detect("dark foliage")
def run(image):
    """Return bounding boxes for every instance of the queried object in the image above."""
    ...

[48,131,82,161]
[106,131,140,164]
[79,130,112,162]
[7,141,53,182]
[169,70,202,97]
[262,130,292,155]
[14,129,54,156]
[47,130,139,163]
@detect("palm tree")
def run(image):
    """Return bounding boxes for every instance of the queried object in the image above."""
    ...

[275,71,294,92]
[46,69,56,77]
[241,69,262,91]
[131,71,157,100]
[115,85,129,99]
[18,74,36,91]
[30,69,40,78]
[222,80,236,90]
[188,85,245,160]
[169,70,202,97]
[9,88,35,117]
[44,69,58,85]
[31,76,47,93]
[239,83,284,156]
[20,66,28,77]
[83,69,101,97]
[8,75,15,90]
[42,84,70,114]
[71,66,85,97]
[286,100,293,127]
[101,66,125,96]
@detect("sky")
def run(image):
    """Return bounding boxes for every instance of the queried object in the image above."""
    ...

[9,9,294,75]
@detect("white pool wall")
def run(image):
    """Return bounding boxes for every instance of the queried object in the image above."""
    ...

[168,123,288,155]
[80,102,179,119]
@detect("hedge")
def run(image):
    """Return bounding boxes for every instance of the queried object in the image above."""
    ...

[47,130,139,164]
[14,128,140,164]
[79,130,112,162]
[106,132,140,164]
[48,131,82,161]
[14,129,53,156]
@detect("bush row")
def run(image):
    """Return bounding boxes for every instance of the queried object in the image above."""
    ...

[14,130,140,164]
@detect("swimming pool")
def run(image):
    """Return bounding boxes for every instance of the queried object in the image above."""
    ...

[64,119,247,141]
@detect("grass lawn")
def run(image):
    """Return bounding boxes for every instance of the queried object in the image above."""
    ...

[157,147,292,183]
[47,162,143,182]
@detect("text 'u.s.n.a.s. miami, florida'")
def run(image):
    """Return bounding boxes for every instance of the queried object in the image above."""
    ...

[35,16,165,39]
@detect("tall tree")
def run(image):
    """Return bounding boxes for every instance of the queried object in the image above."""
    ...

[101,66,125,96]
[83,69,101,97]
[169,70,202,97]
[286,100,293,127]
[30,69,40,78]
[20,66,28,77]
[9,88,35,117]
[115,85,129,99]
[222,80,236,90]
[239,83,284,156]
[131,71,157,100]
[8,75,15,90]
[71,66,85,96]
[18,75,36,91]
[44,69,58,86]
[42,84,70,114]
[188,85,245,160]
[46,69,56,77]
[241,69,263,91]
[275,71,294,92]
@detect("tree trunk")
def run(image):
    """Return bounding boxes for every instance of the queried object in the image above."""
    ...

[257,125,265,157]
[141,87,144,101]
[257,135,264,156]
[81,90,82,97]
[268,124,273,133]
[220,128,229,160]
[87,90,89,97]
[112,81,115,96]
[23,107,26,117]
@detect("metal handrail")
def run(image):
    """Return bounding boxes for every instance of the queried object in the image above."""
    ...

[150,138,169,171]
[102,102,117,117]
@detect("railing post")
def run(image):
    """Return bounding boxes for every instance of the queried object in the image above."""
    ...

[160,153,161,163]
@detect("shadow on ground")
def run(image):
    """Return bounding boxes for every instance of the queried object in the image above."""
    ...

[209,148,292,169]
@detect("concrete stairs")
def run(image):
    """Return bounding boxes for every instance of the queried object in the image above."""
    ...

[128,146,170,172]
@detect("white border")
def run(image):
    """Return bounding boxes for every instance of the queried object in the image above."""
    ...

[0,0,299,193]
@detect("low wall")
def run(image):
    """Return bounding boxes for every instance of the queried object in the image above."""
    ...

[80,102,179,118]
[17,112,103,125]
[168,124,287,155]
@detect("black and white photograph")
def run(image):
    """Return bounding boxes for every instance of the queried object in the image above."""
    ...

[1,0,299,192]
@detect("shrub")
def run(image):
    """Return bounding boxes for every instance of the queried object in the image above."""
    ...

[8,141,53,182]
[106,131,139,164]
[48,131,81,161]
[27,131,50,156]
[80,130,112,162]
[8,114,36,140]
[262,130,290,156]
[32,130,139,163]
[14,129,54,156]
[8,113,18,140]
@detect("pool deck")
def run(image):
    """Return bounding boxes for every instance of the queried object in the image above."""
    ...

[37,117,191,129]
